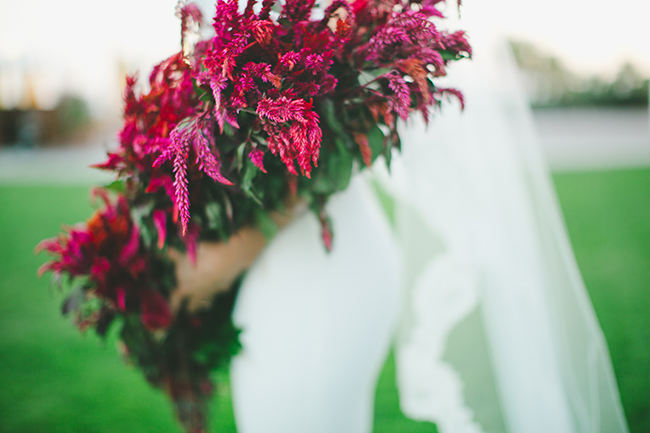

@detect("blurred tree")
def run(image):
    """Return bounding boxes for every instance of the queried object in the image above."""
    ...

[55,94,91,137]
[510,40,649,108]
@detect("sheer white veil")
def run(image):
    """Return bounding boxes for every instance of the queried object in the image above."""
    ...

[373,2,630,432]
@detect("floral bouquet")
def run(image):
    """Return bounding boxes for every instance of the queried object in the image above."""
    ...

[38,1,470,432]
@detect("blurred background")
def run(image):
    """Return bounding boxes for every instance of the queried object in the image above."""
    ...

[0,0,648,432]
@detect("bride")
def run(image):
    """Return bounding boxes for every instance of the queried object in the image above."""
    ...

[171,1,630,432]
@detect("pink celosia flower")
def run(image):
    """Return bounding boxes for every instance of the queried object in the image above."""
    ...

[249,148,267,173]
[154,118,232,235]
[258,96,321,176]
[153,209,168,250]
[37,191,172,331]
[386,71,411,120]
[94,0,470,243]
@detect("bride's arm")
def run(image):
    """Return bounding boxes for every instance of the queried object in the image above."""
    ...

[169,201,302,312]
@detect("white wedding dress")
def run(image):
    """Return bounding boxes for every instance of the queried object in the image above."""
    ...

[232,175,401,433]
[186,1,629,433]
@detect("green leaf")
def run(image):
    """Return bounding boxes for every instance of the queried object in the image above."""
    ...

[193,78,212,104]
[367,125,385,164]
[373,67,392,77]
[440,50,469,61]
[358,71,376,87]
[241,161,263,206]
[310,140,354,194]
[204,201,222,230]
[95,309,116,338]
[359,68,391,86]
[103,179,126,194]
[320,100,353,148]
[105,316,124,341]
[236,142,247,171]
[222,123,235,137]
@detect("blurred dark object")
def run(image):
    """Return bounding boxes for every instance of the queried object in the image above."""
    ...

[510,40,649,108]
[0,108,55,147]
[0,94,91,148]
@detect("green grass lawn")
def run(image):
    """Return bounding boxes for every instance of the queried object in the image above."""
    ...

[553,168,650,433]
[0,167,648,433]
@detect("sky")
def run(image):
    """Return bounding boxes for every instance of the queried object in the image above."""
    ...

[0,0,648,112]
[491,0,650,76]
